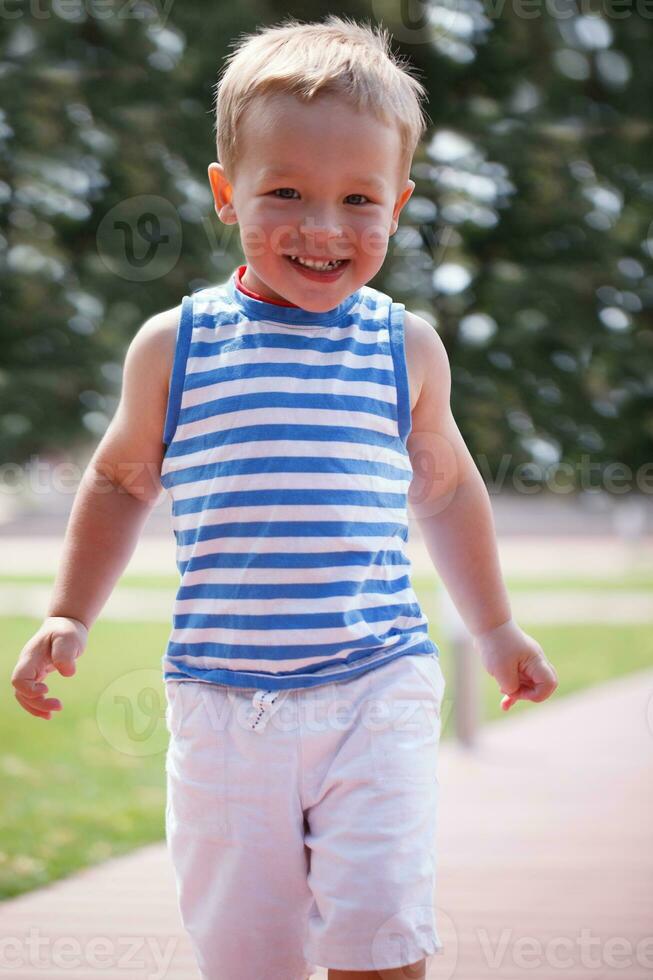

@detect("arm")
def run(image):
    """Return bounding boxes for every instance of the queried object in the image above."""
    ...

[405,311,558,708]
[405,311,511,637]
[46,307,179,627]
[11,305,180,719]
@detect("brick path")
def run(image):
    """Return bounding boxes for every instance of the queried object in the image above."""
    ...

[2,535,653,624]
[1,668,651,978]
[2,581,653,624]
[3,532,653,578]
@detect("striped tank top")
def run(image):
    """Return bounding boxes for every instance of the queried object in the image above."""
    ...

[160,265,439,690]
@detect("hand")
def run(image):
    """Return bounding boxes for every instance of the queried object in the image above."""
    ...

[11,616,89,720]
[473,618,558,711]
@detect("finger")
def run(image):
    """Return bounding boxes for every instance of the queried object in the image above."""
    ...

[509,682,552,704]
[51,633,80,677]
[13,679,48,696]
[21,692,62,710]
[14,691,55,719]
[524,679,558,702]
[502,684,534,706]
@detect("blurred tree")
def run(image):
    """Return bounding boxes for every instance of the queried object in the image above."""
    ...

[0,3,242,465]
[0,0,651,492]
[373,0,653,490]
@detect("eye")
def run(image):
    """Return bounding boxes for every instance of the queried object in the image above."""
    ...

[271,188,299,199]
[269,189,372,205]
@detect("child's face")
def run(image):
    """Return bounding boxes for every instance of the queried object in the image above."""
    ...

[208,92,415,311]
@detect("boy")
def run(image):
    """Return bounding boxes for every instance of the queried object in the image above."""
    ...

[12,15,558,980]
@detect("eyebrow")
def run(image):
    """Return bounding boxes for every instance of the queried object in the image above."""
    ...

[258,168,387,191]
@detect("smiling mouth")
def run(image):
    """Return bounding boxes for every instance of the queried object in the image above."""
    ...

[284,255,350,271]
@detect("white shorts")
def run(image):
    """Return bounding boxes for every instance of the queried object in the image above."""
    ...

[164,652,447,979]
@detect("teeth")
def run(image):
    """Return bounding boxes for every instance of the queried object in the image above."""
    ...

[289,255,343,271]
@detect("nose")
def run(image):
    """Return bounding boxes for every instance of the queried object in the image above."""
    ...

[298,213,347,256]
[299,212,342,240]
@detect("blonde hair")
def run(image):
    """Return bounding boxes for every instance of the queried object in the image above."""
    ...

[212,15,430,183]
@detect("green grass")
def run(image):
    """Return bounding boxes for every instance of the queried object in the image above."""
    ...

[413,572,653,733]
[2,617,171,900]
[439,621,653,728]
[2,603,652,902]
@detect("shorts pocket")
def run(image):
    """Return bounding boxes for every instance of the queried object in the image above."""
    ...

[410,653,446,712]
[164,681,182,736]
[368,655,444,786]
[165,682,231,840]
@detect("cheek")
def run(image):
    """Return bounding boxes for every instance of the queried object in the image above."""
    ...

[350,209,388,241]
[352,217,390,263]
[240,209,297,256]
[261,211,298,252]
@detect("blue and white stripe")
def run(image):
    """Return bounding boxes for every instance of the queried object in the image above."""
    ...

[160,268,439,690]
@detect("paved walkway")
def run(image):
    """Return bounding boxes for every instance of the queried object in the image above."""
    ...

[2,533,653,578]
[1,582,653,624]
[1,669,651,978]
[2,534,653,625]
[2,487,652,539]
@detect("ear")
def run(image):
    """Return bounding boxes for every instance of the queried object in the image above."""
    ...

[208,163,238,223]
[389,179,415,236]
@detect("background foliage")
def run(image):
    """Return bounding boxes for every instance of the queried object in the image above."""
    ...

[1,0,652,487]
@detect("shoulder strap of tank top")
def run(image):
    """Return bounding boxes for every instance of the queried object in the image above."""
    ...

[387,300,411,445]
[162,294,194,447]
